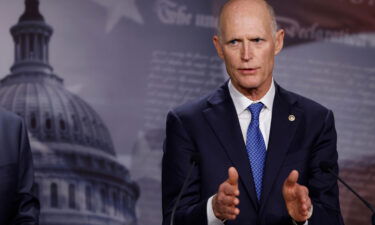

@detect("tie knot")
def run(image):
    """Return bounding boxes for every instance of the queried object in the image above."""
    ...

[248,102,264,120]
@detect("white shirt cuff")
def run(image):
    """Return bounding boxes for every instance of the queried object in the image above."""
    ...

[207,195,225,225]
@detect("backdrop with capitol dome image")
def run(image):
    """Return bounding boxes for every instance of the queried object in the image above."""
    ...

[0,0,374,224]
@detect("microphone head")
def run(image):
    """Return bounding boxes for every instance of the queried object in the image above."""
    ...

[319,161,333,173]
[190,153,201,165]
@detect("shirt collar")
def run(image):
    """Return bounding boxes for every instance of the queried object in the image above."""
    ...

[228,79,275,115]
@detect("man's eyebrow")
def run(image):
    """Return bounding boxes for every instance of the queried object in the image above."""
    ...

[250,37,265,41]
[227,38,241,42]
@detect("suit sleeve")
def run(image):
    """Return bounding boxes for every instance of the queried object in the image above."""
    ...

[307,110,344,225]
[162,110,208,225]
[12,119,40,225]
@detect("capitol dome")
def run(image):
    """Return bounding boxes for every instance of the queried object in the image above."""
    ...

[0,73,115,156]
[0,0,139,224]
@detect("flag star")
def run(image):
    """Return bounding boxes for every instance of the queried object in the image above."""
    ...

[90,0,144,33]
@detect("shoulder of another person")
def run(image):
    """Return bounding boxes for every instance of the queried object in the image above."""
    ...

[0,108,24,165]
[0,107,23,124]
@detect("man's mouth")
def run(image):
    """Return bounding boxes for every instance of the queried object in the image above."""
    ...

[238,67,259,75]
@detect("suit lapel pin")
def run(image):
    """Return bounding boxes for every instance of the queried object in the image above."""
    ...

[288,115,295,122]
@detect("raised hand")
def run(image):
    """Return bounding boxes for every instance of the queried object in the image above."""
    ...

[282,170,312,222]
[212,167,240,221]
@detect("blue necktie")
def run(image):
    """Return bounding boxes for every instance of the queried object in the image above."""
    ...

[246,102,266,201]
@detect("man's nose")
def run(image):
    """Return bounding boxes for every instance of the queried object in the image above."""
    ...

[241,43,253,61]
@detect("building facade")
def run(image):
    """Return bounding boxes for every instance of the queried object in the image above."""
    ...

[0,0,139,224]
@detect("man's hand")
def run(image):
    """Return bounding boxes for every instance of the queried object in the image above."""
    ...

[283,170,312,222]
[212,167,240,221]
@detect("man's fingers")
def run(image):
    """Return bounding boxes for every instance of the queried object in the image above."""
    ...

[219,207,240,221]
[283,170,299,201]
[224,205,240,219]
[285,170,299,187]
[282,171,313,222]
[222,204,240,215]
[217,192,240,206]
[218,182,240,206]
[221,182,239,196]
[291,185,312,218]
[297,186,311,216]
[296,185,309,203]
[304,197,312,216]
[224,167,239,196]
[229,207,240,216]
[306,196,311,210]
[228,167,239,186]
[213,193,240,221]
[213,167,241,221]
[219,194,240,206]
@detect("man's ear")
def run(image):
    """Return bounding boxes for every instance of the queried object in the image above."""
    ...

[213,35,224,60]
[274,29,285,55]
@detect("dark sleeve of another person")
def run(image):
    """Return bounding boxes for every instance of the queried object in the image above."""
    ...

[12,119,40,225]
[162,110,208,225]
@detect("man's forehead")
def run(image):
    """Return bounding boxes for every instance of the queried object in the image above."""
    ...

[221,0,269,17]
[219,0,273,33]
[220,12,272,36]
[221,27,270,42]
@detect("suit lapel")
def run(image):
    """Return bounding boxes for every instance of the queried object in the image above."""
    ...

[203,84,260,211]
[259,84,302,214]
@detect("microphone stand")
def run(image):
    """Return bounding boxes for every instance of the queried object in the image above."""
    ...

[170,157,198,225]
[325,167,375,225]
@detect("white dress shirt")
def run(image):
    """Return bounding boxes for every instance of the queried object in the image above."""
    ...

[228,80,275,148]
[206,80,310,225]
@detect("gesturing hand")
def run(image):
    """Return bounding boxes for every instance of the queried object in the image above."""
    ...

[282,170,312,222]
[212,167,240,221]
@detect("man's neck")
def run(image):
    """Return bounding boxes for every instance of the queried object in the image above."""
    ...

[232,79,273,101]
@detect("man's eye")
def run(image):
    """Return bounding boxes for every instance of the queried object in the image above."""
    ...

[228,39,238,45]
[252,38,264,43]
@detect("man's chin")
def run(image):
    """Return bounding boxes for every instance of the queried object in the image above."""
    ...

[233,80,272,97]
[239,81,262,90]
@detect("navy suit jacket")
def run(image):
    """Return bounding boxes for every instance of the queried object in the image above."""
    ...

[0,109,39,224]
[162,82,344,225]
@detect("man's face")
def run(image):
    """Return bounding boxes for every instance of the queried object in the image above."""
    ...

[213,1,284,99]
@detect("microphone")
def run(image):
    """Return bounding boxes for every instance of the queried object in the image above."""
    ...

[170,153,200,225]
[319,161,375,225]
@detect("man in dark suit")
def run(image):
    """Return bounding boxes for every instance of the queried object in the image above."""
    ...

[0,108,39,224]
[162,0,344,224]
